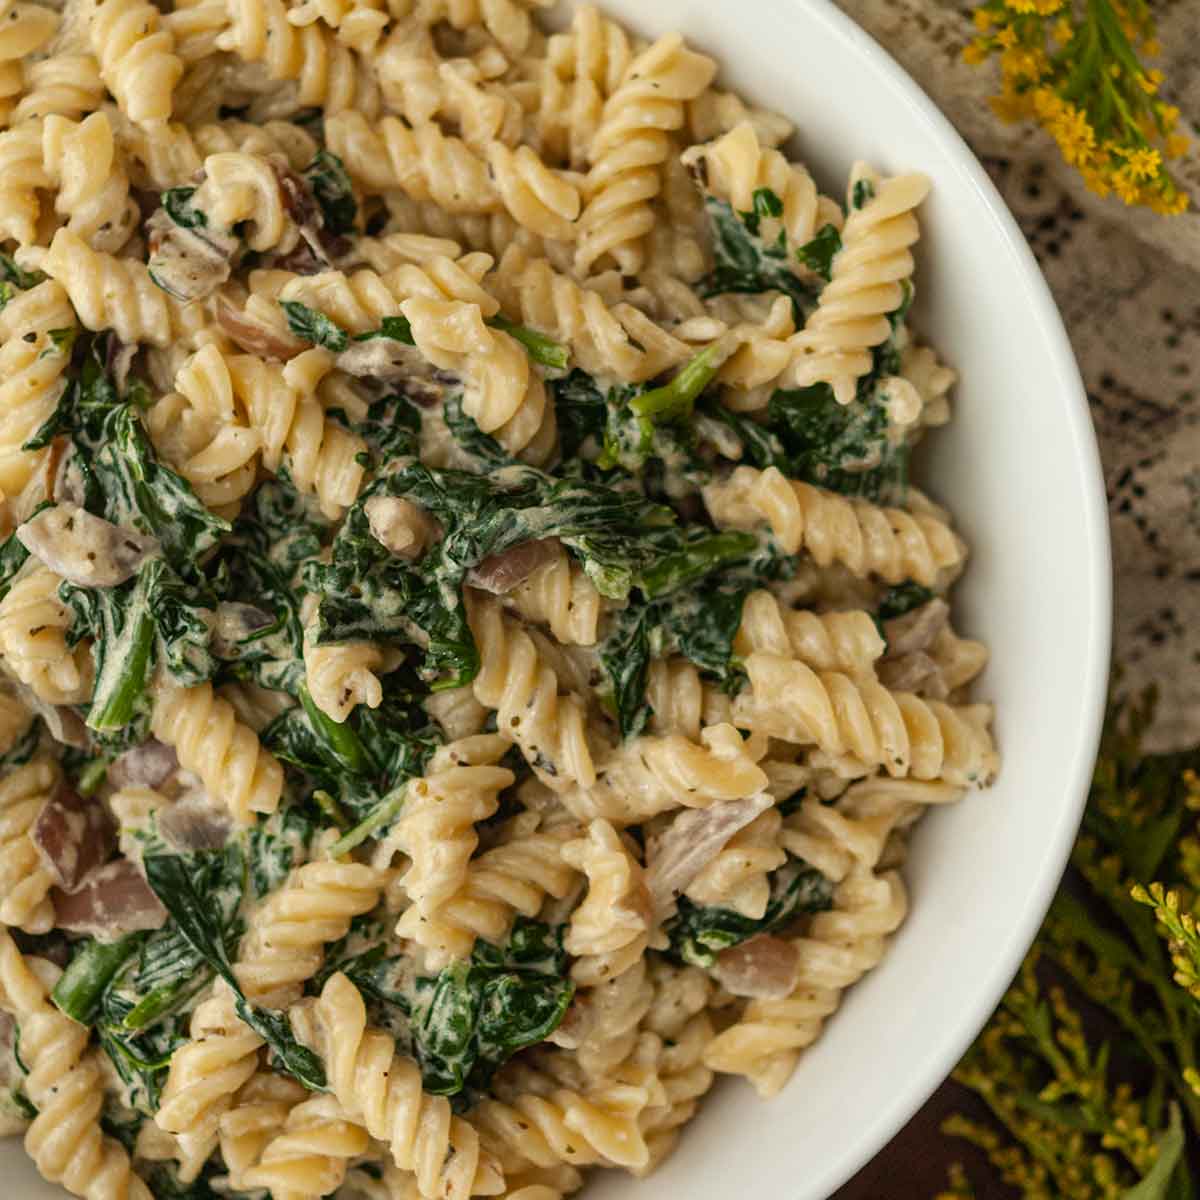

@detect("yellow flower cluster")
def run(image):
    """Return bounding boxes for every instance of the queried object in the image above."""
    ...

[965,0,1190,214]
[942,691,1200,1194]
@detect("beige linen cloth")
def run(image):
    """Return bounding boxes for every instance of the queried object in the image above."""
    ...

[835,0,1200,751]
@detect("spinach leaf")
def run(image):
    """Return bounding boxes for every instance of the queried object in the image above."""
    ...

[767,382,907,502]
[852,178,876,210]
[553,369,608,460]
[62,558,217,733]
[0,251,46,291]
[302,151,357,236]
[280,300,349,352]
[795,223,842,281]
[487,315,569,370]
[161,187,207,229]
[411,919,572,1096]
[701,195,815,321]
[352,315,415,346]
[666,857,834,967]
[878,582,934,621]
[143,845,327,1090]
[354,392,422,467]
[306,461,675,687]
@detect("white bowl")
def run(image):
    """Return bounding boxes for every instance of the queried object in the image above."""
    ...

[5,2,1109,1198]
[578,2,1111,1198]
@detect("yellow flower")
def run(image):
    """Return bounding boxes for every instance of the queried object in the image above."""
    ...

[1053,17,1074,44]
[1166,133,1190,159]
[974,7,995,29]
[1004,0,1063,12]
[1143,38,1162,56]
[963,39,991,66]
[996,25,1018,48]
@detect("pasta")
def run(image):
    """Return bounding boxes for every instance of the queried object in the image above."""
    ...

[90,0,184,128]
[787,166,931,405]
[305,971,503,1200]
[0,279,77,495]
[0,931,151,1200]
[575,34,717,274]
[703,465,966,587]
[0,757,60,933]
[41,112,139,254]
[0,564,93,705]
[151,681,285,823]
[0,3,997,1197]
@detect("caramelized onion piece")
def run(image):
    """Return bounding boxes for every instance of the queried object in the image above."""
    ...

[882,599,950,659]
[216,294,305,361]
[645,793,775,921]
[52,860,167,939]
[712,934,799,1000]
[17,502,158,588]
[32,786,116,892]
[108,739,180,791]
[467,538,562,595]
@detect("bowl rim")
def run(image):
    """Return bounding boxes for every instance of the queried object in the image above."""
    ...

[793,2,1113,1194]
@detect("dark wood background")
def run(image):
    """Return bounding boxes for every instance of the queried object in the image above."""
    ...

[830,1080,1017,1199]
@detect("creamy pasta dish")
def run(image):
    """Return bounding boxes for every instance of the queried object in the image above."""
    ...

[0,0,998,1197]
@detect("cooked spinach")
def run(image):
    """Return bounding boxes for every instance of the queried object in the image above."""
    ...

[161,186,207,229]
[304,460,676,687]
[666,856,834,967]
[767,381,907,503]
[349,392,421,469]
[0,251,46,291]
[852,178,876,210]
[795,223,842,281]
[878,582,935,622]
[143,845,327,1090]
[62,558,217,733]
[701,193,815,320]
[302,151,357,236]
[280,300,350,352]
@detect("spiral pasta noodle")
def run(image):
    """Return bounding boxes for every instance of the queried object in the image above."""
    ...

[41,111,138,253]
[683,807,786,920]
[90,0,184,127]
[0,564,93,706]
[216,0,380,116]
[733,651,998,786]
[787,167,932,405]
[683,122,842,259]
[531,5,632,170]
[217,1073,308,1188]
[241,1093,369,1200]
[568,723,767,825]
[147,344,262,512]
[226,353,366,518]
[391,733,515,917]
[734,590,885,675]
[703,465,966,587]
[395,813,578,966]
[491,245,689,383]
[43,227,191,348]
[0,757,60,933]
[472,1054,656,1173]
[0,930,152,1200]
[150,680,285,823]
[0,278,77,495]
[502,544,602,646]
[307,971,503,1200]
[467,591,596,791]
[12,53,105,125]
[0,120,47,245]
[562,819,651,988]
[575,34,716,275]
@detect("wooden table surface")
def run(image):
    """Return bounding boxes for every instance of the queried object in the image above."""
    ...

[830,1080,1016,1200]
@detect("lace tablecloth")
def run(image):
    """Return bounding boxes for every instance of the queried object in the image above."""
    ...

[837,0,1200,752]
